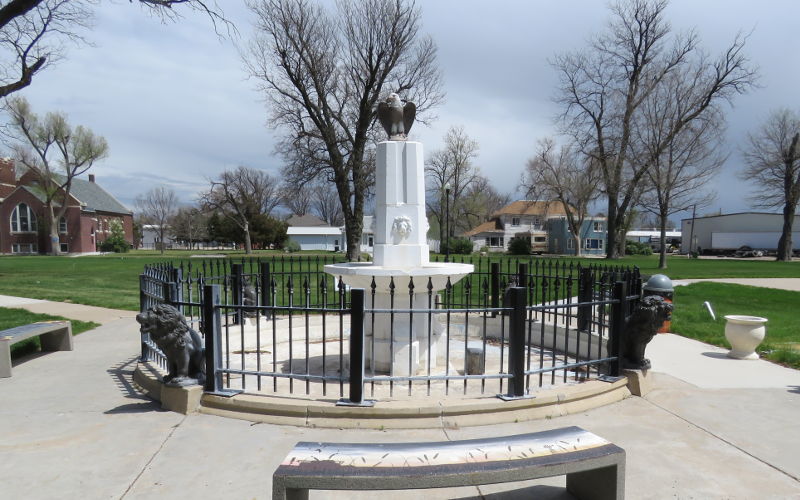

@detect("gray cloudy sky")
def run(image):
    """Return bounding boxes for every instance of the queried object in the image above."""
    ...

[10,0,800,222]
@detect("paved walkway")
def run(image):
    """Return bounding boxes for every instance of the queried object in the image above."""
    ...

[0,294,137,324]
[1,293,799,499]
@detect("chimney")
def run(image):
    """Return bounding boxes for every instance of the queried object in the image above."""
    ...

[88,174,95,183]
[0,158,15,185]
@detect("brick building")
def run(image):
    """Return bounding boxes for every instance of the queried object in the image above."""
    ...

[0,159,133,254]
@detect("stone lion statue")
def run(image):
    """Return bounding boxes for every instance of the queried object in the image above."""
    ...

[136,303,206,387]
[621,295,673,370]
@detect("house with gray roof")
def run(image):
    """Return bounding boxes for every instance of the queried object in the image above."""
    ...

[0,159,133,254]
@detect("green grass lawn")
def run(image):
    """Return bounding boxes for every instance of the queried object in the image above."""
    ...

[0,251,798,311]
[672,282,800,369]
[1,307,99,358]
[433,253,800,279]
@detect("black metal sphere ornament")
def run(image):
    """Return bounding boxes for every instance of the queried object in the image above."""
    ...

[377,93,416,141]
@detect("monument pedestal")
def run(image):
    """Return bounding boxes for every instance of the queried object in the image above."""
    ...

[325,140,473,376]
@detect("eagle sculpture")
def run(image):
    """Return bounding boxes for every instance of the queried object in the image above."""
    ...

[377,93,415,141]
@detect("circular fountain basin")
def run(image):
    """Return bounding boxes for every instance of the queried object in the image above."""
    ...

[324,262,474,292]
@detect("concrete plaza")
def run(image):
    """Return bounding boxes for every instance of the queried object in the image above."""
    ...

[1,283,799,499]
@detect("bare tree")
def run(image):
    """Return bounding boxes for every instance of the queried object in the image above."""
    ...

[425,126,480,243]
[0,0,229,100]
[459,175,511,234]
[244,0,443,261]
[281,182,312,217]
[3,96,108,254]
[169,205,208,249]
[552,0,757,258]
[199,166,281,254]
[521,138,600,256]
[311,180,344,226]
[637,76,725,268]
[742,109,800,261]
[135,186,178,254]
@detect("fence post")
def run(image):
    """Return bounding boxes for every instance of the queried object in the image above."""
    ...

[231,263,243,325]
[139,274,148,362]
[500,286,528,400]
[608,280,628,377]
[162,281,176,307]
[202,284,225,394]
[577,267,593,332]
[490,262,500,317]
[337,288,375,407]
[517,262,528,289]
[139,274,147,313]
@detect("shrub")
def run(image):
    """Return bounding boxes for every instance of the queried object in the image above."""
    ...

[442,237,473,255]
[100,220,130,253]
[284,239,301,253]
[507,237,531,255]
[625,240,652,256]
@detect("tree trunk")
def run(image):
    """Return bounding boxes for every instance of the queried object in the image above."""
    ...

[776,202,795,261]
[46,203,59,255]
[605,199,620,259]
[243,220,252,254]
[159,228,166,255]
[658,213,668,269]
[573,234,582,256]
[344,213,363,261]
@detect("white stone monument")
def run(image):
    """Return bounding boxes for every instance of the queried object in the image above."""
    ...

[325,94,473,376]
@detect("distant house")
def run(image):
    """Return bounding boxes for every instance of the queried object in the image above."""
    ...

[286,214,344,251]
[0,159,133,254]
[140,225,176,250]
[358,215,375,254]
[463,200,607,255]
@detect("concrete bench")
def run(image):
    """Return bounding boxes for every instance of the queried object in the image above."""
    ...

[272,426,625,500]
[0,321,73,378]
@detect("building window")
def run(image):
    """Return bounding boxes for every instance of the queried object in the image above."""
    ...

[585,238,604,250]
[10,203,37,232]
[368,236,373,247]
[567,238,574,249]
[512,217,520,226]
[60,243,69,253]
[487,236,505,247]
[593,221,603,232]
[12,243,37,254]
[59,216,67,233]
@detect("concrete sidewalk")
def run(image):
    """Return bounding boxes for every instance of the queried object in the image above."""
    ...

[1,297,799,499]
[0,294,137,324]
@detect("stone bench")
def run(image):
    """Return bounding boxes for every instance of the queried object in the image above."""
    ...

[272,426,625,500]
[0,321,73,377]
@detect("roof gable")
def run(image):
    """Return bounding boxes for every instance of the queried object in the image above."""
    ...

[66,176,131,214]
[492,200,568,218]
[287,214,331,227]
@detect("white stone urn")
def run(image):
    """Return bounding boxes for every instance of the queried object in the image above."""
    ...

[724,315,767,360]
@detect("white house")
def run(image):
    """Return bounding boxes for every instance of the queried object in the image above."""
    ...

[463,200,608,255]
[286,214,344,251]
[680,212,800,254]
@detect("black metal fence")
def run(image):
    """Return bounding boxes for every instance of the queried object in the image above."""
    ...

[139,256,641,402]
